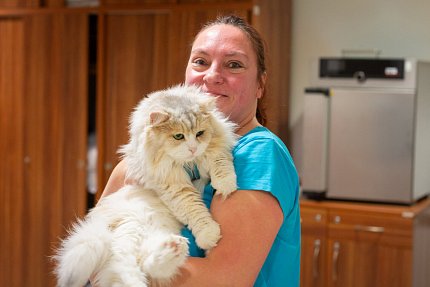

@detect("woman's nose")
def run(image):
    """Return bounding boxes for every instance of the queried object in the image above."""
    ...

[203,65,224,85]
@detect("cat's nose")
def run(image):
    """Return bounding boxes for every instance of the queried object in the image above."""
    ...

[188,146,197,154]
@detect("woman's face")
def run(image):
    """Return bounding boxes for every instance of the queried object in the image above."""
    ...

[185,24,264,126]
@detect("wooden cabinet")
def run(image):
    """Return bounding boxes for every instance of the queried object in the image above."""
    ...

[300,199,430,287]
[300,206,327,287]
[326,208,413,287]
[0,12,88,286]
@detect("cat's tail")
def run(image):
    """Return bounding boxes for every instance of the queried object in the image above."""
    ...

[54,217,111,287]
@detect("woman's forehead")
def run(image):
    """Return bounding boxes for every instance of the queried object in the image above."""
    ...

[192,25,253,56]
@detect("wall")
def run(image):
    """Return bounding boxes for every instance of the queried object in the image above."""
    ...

[289,0,430,171]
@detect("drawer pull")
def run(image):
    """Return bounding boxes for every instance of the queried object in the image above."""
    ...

[354,225,385,233]
[332,242,340,282]
[312,239,321,278]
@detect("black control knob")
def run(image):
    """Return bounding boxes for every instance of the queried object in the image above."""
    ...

[354,71,366,83]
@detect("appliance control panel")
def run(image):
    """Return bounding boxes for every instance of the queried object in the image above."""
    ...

[319,58,405,81]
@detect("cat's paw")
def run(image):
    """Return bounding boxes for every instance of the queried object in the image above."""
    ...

[195,220,221,250]
[142,235,189,280]
[212,173,237,198]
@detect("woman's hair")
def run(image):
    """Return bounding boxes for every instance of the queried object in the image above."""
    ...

[195,15,268,126]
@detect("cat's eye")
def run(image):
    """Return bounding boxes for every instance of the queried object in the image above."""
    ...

[196,130,204,137]
[173,134,185,140]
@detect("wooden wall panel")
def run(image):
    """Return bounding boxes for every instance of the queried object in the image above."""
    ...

[23,14,88,286]
[0,17,26,287]
[0,13,88,287]
[253,0,292,144]
[0,0,40,8]
[98,12,171,186]
[104,0,176,5]
[44,0,65,7]
[178,0,249,3]
[0,0,68,8]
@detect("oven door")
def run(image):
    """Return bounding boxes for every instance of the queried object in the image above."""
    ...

[327,88,415,203]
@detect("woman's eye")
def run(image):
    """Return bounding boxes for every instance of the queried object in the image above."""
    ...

[196,130,204,137]
[173,134,184,140]
[228,61,244,69]
[192,58,207,66]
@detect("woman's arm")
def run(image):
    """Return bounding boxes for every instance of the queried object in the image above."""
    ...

[96,161,284,286]
[172,189,284,287]
[98,160,127,200]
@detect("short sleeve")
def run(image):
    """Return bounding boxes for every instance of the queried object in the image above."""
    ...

[233,130,299,219]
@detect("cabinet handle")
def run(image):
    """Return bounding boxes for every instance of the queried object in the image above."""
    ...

[354,225,385,233]
[312,239,321,279]
[332,242,340,282]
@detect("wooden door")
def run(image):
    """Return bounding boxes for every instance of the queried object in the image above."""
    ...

[300,207,327,287]
[0,13,88,287]
[0,15,26,287]
[97,11,172,191]
[326,210,413,287]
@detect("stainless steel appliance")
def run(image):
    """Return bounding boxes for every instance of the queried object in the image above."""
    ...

[302,58,430,204]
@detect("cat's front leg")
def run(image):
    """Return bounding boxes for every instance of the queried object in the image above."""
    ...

[158,185,221,250]
[141,233,189,281]
[206,151,237,199]
[192,213,222,250]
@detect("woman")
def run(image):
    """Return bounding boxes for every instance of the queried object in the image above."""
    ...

[100,15,300,287]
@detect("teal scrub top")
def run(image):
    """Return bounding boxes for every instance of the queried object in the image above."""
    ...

[181,126,301,287]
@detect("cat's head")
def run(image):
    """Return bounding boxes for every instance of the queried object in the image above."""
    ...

[130,85,220,164]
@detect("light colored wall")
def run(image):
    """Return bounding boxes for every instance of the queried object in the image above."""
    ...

[289,0,430,171]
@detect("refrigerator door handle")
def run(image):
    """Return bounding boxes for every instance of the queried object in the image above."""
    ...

[305,87,331,96]
[301,87,330,197]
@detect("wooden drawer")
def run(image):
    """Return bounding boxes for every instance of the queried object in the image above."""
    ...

[327,209,413,247]
[328,209,412,234]
[301,207,328,236]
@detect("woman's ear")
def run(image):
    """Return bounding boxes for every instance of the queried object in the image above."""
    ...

[257,72,267,99]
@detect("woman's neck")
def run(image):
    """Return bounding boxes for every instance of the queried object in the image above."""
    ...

[236,117,261,136]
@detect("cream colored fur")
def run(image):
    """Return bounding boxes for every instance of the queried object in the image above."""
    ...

[54,84,237,287]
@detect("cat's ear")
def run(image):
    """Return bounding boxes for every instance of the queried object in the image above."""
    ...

[149,112,170,126]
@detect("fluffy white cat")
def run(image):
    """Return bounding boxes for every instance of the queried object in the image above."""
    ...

[54,84,237,287]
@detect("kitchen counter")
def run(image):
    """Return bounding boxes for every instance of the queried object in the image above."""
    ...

[299,196,430,287]
[300,196,430,218]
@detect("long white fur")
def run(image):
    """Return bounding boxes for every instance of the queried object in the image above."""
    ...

[54,84,237,287]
